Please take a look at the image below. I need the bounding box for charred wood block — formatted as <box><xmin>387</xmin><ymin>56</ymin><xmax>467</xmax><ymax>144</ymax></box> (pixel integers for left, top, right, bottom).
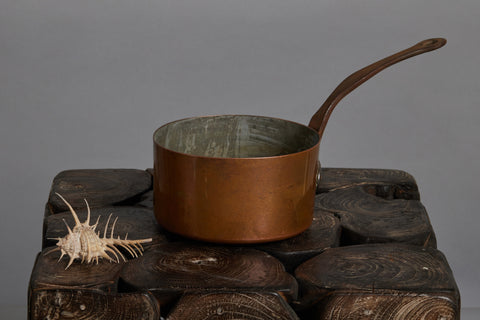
<box><xmin>167</xmin><ymin>291</ymin><xmax>299</xmax><ymax>320</ymax></box>
<box><xmin>120</xmin><ymin>243</ymin><xmax>298</xmax><ymax>304</ymax></box>
<box><xmin>29</xmin><ymin>250</ymin><xmax>124</xmax><ymax>292</ymax></box>
<box><xmin>295</xmin><ymin>243</ymin><xmax>460</xmax><ymax>319</ymax></box>
<box><xmin>48</xmin><ymin>169</ymin><xmax>152</xmax><ymax>213</ymax></box>
<box><xmin>42</xmin><ymin>203</ymin><xmax>54</xmax><ymax>249</ymax></box>
<box><xmin>256</xmin><ymin>210</ymin><xmax>341</xmax><ymax>273</ymax></box>
<box><xmin>318</xmin><ymin>168</ymin><xmax>419</xmax><ymax>200</ymax></box>
<box><xmin>146</xmin><ymin>168</ymin><xmax>154</xmax><ymax>176</ymax></box>
<box><xmin>29</xmin><ymin>289</ymin><xmax>160</xmax><ymax>320</ymax></box>
<box><xmin>304</xmin><ymin>293</ymin><xmax>459</xmax><ymax>320</ymax></box>
<box><xmin>315</xmin><ymin>185</ymin><xmax>436</xmax><ymax>247</ymax></box>
<box><xmin>29</xmin><ymin>249</ymin><xmax>160</xmax><ymax>319</ymax></box>
<box><xmin>43</xmin><ymin>206</ymin><xmax>165</xmax><ymax>249</ymax></box>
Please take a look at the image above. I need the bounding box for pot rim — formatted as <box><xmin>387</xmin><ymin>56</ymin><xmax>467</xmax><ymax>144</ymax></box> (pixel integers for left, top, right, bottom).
<box><xmin>153</xmin><ymin>114</ymin><xmax>320</xmax><ymax>161</ymax></box>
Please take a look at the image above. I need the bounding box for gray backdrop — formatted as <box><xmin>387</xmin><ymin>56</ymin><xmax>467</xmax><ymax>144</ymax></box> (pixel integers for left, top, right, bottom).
<box><xmin>1</xmin><ymin>0</ymin><xmax>479</xmax><ymax>316</ymax></box>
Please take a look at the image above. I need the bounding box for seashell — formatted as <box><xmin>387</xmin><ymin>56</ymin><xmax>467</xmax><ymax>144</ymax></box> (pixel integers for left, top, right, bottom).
<box><xmin>45</xmin><ymin>193</ymin><xmax>152</xmax><ymax>269</ymax></box>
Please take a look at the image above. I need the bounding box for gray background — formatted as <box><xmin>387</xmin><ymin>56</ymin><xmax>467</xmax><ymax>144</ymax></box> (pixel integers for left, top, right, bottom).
<box><xmin>1</xmin><ymin>0</ymin><xmax>479</xmax><ymax>317</ymax></box>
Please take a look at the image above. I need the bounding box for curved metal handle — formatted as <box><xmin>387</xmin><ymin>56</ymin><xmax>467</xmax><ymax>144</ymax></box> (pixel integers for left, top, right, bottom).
<box><xmin>308</xmin><ymin>38</ymin><xmax>446</xmax><ymax>140</ymax></box>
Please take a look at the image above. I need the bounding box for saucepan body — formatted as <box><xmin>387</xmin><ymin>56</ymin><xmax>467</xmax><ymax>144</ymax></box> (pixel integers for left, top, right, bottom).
<box><xmin>153</xmin><ymin>115</ymin><xmax>320</xmax><ymax>243</ymax></box>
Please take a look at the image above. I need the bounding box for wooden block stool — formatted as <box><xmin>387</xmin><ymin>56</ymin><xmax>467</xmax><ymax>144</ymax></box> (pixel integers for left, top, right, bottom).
<box><xmin>28</xmin><ymin>168</ymin><xmax>460</xmax><ymax>319</ymax></box>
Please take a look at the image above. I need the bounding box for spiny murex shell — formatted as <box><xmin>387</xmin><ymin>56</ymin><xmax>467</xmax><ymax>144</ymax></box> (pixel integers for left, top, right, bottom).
<box><xmin>45</xmin><ymin>193</ymin><xmax>152</xmax><ymax>269</ymax></box>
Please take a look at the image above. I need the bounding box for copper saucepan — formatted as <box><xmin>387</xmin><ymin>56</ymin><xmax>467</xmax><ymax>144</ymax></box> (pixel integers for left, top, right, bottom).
<box><xmin>153</xmin><ymin>38</ymin><xmax>446</xmax><ymax>243</ymax></box>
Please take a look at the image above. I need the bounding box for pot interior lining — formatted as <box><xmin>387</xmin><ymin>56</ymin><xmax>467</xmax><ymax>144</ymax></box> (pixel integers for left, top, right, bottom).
<box><xmin>154</xmin><ymin>115</ymin><xmax>319</xmax><ymax>158</ymax></box>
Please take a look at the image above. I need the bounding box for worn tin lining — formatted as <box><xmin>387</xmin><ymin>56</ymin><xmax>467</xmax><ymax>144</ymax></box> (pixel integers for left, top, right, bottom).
<box><xmin>154</xmin><ymin>115</ymin><xmax>319</xmax><ymax>158</ymax></box>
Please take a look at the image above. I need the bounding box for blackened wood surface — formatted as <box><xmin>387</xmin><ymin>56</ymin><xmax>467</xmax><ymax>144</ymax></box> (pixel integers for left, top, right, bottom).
<box><xmin>29</xmin><ymin>167</ymin><xmax>460</xmax><ymax>320</ymax></box>
<box><xmin>30</xmin><ymin>250</ymin><xmax>124</xmax><ymax>292</ymax></box>
<box><xmin>136</xmin><ymin>189</ymin><xmax>154</xmax><ymax>208</ymax></box>
<box><xmin>42</xmin><ymin>203</ymin><xmax>54</xmax><ymax>249</ymax></box>
<box><xmin>295</xmin><ymin>243</ymin><xmax>459</xmax><ymax>319</ymax></box>
<box><xmin>296</xmin><ymin>243</ymin><xmax>458</xmax><ymax>294</ymax></box>
<box><xmin>257</xmin><ymin>209</ymin><xmax>340</xmax><ymax>273</ymax></box>
<box><xmin>48</xmin><ymin>169</ymin><xmax>152</xmax><ymax>213</ymax></box>
<box><xmin>315</xmin><ymin>185</ymin><xmax>436</xmax><ymax>247</ymax></box>
<box><xmin>120</xmin><ymin>243</ymin><xmax>298</xmax><ymax>302</ymax></box>
<box><xmin>167</xmin><ymin>292</ymin><xmax>299</xmax><ymax>320</ymax></box>
<box><xmin>318</xmin><ymin>168</ymin><xmax>419</xmax><ymax>199</ymax></box>
<box><xmin>43</xmin><ymin>206</ymin><xmax>165</xmax><ymax>249</ymax></box>
<box><xmin>29</xmin><ymin>289</ymin><xmax>159</xmax><ymax>320</ymax></box>
<box><xmin>307</xmin><ymin>292</ymin><xmax>458</xmax><ymax>320</ymax></box>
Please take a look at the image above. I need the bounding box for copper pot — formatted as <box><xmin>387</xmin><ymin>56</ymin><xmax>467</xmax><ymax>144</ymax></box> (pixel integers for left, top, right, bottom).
<box><xmin>153</xmin><ymin>38</ymin><xmax>445</xmax><ymax>243</ymax></box>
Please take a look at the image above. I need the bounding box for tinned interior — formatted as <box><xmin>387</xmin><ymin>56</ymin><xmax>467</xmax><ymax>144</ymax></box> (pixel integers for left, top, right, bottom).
<box><xmin>154</xmin><ymin>115</ymin><xmax>319</xmax><ymax>158</ymax></box>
